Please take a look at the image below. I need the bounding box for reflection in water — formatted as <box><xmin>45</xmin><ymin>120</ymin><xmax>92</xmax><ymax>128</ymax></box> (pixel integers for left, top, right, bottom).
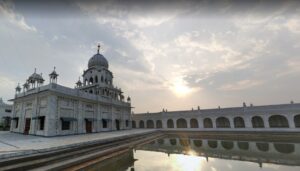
<box><xmin>274</xmin><ymin>143</ymin><xmax>295</xmax><ymax>154</ymax></box>
<box><xmin>81</xmin><ymin>134</ymin><xmax>300</xmax><ymax>171</ymax></box>
<box><xmin>193</xmin><ymin>139</ymin><xmax>202</xmax><ymax>147</ymax></box>
<box><xmin>221</xmin><ymin>141</ymin><xmax>234</xmax><ymax>150</ymax></box>
<box><xmin>238</xmin><ymin>141</ymin><xmax>249</xmax><ymax>150</ymax></box>
<box><xmin>208</xmin><ymin>140</ymin><xmax>218</xmax><ymax>148</ymax></box>
<box><xmin>256</xmin><ymin>142</ymin><xmax>269</xmax><ymax>152</ymax></box>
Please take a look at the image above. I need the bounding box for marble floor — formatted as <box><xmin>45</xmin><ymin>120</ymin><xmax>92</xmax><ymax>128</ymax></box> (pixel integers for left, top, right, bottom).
<box><xmin>0</xmin><ymin>129</ymin><xmax>156</xmax><ymax>159</ymax></box>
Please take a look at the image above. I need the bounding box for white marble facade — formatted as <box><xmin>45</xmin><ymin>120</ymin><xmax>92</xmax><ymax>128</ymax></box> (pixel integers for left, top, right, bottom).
<box><xmin>10</xmin><ymin>45</ymin><xmax>132</xmax><ymax>136</ymax></box>
<box><xmin>133</xmin><ymin>102</ymin><xmax>300</xmax><ymax>132</ymax></box>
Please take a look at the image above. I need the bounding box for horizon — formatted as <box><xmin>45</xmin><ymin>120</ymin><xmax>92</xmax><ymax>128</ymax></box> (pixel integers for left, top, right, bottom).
<box><xmin>1</xmin><ymin>0</ymin><xmax>300</xmax><ymax>113</ymax></box>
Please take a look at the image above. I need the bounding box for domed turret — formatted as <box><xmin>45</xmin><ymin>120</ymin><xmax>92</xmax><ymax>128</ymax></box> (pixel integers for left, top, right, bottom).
<box><xmin>88</xmin><ymin>44</ymin><xmax>108</xmax><ymax>68</ymax></box>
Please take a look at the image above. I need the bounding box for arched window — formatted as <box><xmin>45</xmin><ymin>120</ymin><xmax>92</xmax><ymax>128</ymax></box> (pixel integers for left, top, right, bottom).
<box><xmin>89</xmin><ymin>90</ymin><xmax>93</xmax><ymax>94</ymax></box>
<box><xmin>269</xmin><ymin>115</ymin><xmax>289</xmax><ymax>128</ymax></box>
<box><xmin>95</xmin><ymin>76</ymin><xmax>98</xmax><ymax>83</ymax></box>
<box><xmin>85</xmin><ymin>79</ymin><xmax>88</xmax><ymax>85</ymax></box>
<box><xmin>234</xmin><ymin>117</ymin><xmax>245</xmax><ymax>128</ymax></box>
<box><xmin>101</xmin><ymin>76</ymin><xmax>104</xmax><ymax>82</ymax></box>
<box><xmin>252</xmin><ymin>116</ymin><xmax>264</xmax><ymax>128</ymax></box>
<box><xmin>156</xmin><ymin>120</ymin><xmax>162</xmax><ymax>128</ymax></box>
<box><xmin>89</xmin><ymin>77</ymin><xmax>93</xmax><ymax>84</ymax></box>
<box><xmin>146</xmin><ymin>120</ymin><xmax>154</xmax><ymax>128</ymax></box>
<box><xmin>204</xmin><ymin>118</ymin><xmax>213</xmax><ymax>128</ymax></box>
<box><xmin>216</xmin><ymin>117</ymin><xmax>230</xmax><ymax>128</ymax></box>
<box><xmin>190</xmin><ymin>118</ymin><xmax>199</xmax><ymax>128</ymax></box>
<box><xmin>132</xmin><ymin>121</ymin><xmax>136</xmax><ymax>128</ymax></box>
<box><xmin>167</xmin><ymin>119</ymin><xmax>174</xmax><ymax>128</ymax></box>
<box><xmin>294</xmin><ymin>115</ymin><xmax>300</xmax><ymax>127</ymax></box>
<box><xmin>176</xmin><ymin>118</ymin><xmax>187</xmax><ymax>128</ymax></box>
<box><xmin>139</xmin><ymin>120</ymin><xmax>145</xmax><ymax>128</ymax></box>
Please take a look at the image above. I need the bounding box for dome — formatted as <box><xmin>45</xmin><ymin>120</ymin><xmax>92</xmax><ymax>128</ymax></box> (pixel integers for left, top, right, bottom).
<box><xmin>29</xmin><ymin>73</ymin><xmax>43</xmax><ymax>80</ymax></box>
<box><xmin>88</xmin><ymin>53</ymin><xmax>109</xmax><ymax>68</ymax></box>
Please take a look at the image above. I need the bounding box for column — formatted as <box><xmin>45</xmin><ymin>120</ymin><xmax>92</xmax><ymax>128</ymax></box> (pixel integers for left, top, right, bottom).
<box><xmin>287</xmin><ymin>114</ymin><xmax>295</xmax><ymax>128</ymax></box>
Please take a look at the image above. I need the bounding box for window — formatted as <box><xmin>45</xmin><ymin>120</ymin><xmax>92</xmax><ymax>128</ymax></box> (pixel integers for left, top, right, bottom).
<box><xmin>15</xmin><ymin>118</ymin><xmax>19</xmax><ymax>128</ymax></box>
<box><xmin>5</xmin><ymin>109</ymin><xmax>12</xmax><ymax>113</ymax></box>
<box><xmin>126</xmin><ymin>120</ymin><xmax>129</xmax><ymax>127</ymax></box>
<box><xmin>102</xmin><ymin>119</ymin><xmax>108</xmax><ymax>128</ymax></box>
<box><xmin>62</xmin><ymin>120</ymin><xmax>70</xmax><ymax>130</ymax></box>
<box><xmin>39</xmin><ymin>117</ymin><xmax>45</xmax><ymax>130</ymax></box>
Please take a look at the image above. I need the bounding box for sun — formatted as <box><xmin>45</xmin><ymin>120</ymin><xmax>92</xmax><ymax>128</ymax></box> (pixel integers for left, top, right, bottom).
<box><xmin>170</xmin><ymin>78</ymin><xmax>193</xmax><ymax>97</ymax></box>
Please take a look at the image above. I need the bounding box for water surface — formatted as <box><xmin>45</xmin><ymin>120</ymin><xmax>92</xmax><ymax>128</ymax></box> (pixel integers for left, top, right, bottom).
<box><xmin>83</xmin><ymin>133</ymin><xmax>300</xmax><ymax>171</ymax></box>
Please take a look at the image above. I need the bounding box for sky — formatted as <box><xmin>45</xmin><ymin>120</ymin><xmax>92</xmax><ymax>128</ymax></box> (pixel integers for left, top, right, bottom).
<box><xmin>0</xmin><ymin>0</ymin><xmax>300</xmax><ymax>113</ymax></box>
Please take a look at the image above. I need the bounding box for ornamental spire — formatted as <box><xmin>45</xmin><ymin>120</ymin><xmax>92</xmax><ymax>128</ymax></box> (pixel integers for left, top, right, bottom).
<box><xmin>97</xmin><ymin>44</ymin><xmax>100</xmax><ymax>54</ymax></box>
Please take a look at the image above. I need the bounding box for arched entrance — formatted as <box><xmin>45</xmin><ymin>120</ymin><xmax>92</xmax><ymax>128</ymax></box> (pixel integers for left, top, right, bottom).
<box><xmin>139</xmin><ymin>120</ymin><xmax>145</xmax><ymax>128</ymax></box>
<box><xmin>167</xmin><ymin>119</ymin><xmax>174</xmax><ymax>128</ymax></box>
<box><xmin>190</xmin><ymin>118</ymin><xmax>199</xmax><ymax>128</ymax></box>
<box><xmin>147</xmin><ymin>120</ymin><xmax>154</xmax><ymax>128</ymax></box>
<box><xmin>156</xmin><ymin>120</ymin><xmax>162</xmax><ymax>128</ymax></box>
<box><xmin>295</xmin><ymin>115</ymin><xmax>300</xmax><ymax>127</ymax></box>
<box><xmin>269</xmin><ymin>115</ymin><xmax>289</xmax><ymax>128</ymax></box>
<box><xmin>252</xmin><ymin>116</ymin><xmax>264</xmax><ymax>128</ymax></box>
<box><xmin>176</xmin><ymin>118</ymin><xmax>187</xmax><ymax>128</ymax></box>
<box><xmin>234</xmin><ymin>117</ymin><xmax>245</xmax><ymax>128</ymax></box>
<box><xmin>204</xmin><ymin>118</ymin><xmax>213</xmax><ymax>128</ymax></box>
<box><xmin>132</xmin><ymin>121</ymin><xmax>136</xmax><ymax>128</ymax></box>
<box><xmin>115</xmin><ymin>119</ymin><xmax>120</xmax><ymax>130</ymax></box>
<box><xmin>216</xmin><ymin>117</ymin><xmax>230</xmax><ymax>128</ymax></box>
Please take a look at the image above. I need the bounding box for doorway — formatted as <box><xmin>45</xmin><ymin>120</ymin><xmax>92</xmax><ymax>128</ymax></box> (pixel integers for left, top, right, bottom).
<box><xmin>24</xmin><ymin>118</ymin><xmax>31</xmax><ymax>134</ymax></box>
<box><xmin>85</xmin><ymin>120</ymin><xmax>92</xmax><ymax>133</ymax></box>
<box><xmin>115</xmin><ymin>119</ymin><xmax>120</xmax><ymax>130</ymax></box>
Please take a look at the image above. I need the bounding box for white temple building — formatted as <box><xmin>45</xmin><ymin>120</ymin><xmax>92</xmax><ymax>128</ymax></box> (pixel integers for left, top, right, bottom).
<box><xmin>0</xmin><ymin>98</ymin><xmax>12</xmax><ymax>129</ymax></box>
<box><xmin>10</xmin><ymin>45</ymin><xmax>132</xmax><ymax>136</ymax></box>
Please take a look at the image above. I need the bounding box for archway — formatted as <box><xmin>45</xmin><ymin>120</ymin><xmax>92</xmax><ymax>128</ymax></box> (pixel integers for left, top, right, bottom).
<box><xmin>190</xmin><ymin>118</ymin><xmax>199</xmax><ymax>128</ymax></box>
<box><xmin>115</xmin><ymin>119</ymin><xmax>120</xmax><ymax>130</ymax></box>
<box><xmin>234</xmin><ymin>117</ymin><xmax>245</xmax><ymax>128</ymax></box>
<box><xmin>204</xmin><ymin>118</ymin><xmax>213</xmax><ymax>128</ymax></box>
<box><xmin>176</xmin><ymin>118</ymin><xmax>187</xmax><ymax>128</ymax></box>
<box><xmin>132</xmin><ymin>121</ymin><xmax>136</xmax><ymax>128</ymax></box>
<box><xmin>156</xmin><ymin>120</ymin><xmax>162</xmax><ymax>128</ymax></box>
<box><xmin>269</xmin><ymin>115</ymin><xmax>289</xmax><ymax>128</ymax></box>
<box><xmin>95</xmin><ymin>76</ymin><xmax>98</xmax><ymax>83</ymax></box>
<box><xmin>295</xmin><ymin>115</ymin><xmax>300</xmax><ymax>127</ymax></box>
<box><xmin>139</xmin><ymin>120</ymin><xmax>145</xmax><ymax>128</ymax></box>
<box><xmin>216</xmin><ymin>117</ymin><xmax>230</xmax><ymax>128</ymax></box>
<box><xmin>89</xmin><ymin>77</ymin><xmax>93</xmax><ymax>84</ymax></box>
<box><xmin>146</xmin><ymin>120</ymin><xmax>154</xmax><ymax>128</ymax></box>
<box><xmin>252</xmin><ymin>116</ymin><xmax>264</xmax><ymax>128</ymax></box>
<box><xmin>167</xmin><ymin>119</ymin><xmax>174</xmax><ymax>128</ymax></box>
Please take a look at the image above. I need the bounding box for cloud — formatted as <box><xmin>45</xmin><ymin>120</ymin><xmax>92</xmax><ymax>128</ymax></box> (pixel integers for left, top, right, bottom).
<box><xmin>285</xmin><ymin>18</ymin><xmax>300</xmax><ymax>34</ymax></box>
<box><xmin>0</xmin><ymin>0</ymin><xmax>36</xmax><ymax>32</ymax></box>
<box><xmin>218</xmin><ymin>79</ymin><xmax>264</xmax><ymax>91</ymax></box>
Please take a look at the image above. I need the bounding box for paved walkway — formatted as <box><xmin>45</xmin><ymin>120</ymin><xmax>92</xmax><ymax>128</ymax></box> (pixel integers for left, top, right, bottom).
<box><xmin>0</xmin><ymin>129</ymin><xmax>156</xmax><ymax>159</ymax></box>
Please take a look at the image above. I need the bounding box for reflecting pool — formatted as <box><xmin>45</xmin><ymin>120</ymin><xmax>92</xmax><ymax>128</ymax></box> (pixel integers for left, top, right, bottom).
<box><xmin>81</xmin><ymin>133</ymin><xmax>300</xmax><ymax>171</ymax></box>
